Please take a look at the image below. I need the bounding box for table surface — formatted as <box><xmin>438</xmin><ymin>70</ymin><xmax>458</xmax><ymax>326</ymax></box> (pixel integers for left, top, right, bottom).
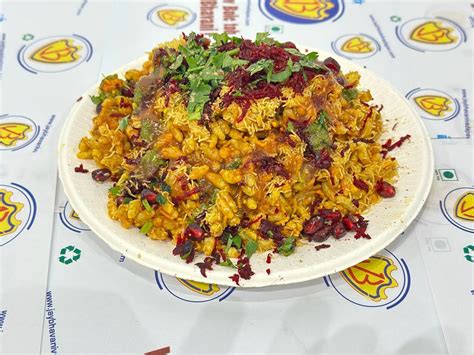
<box><xmin>0</xmin><ymin>1</ymin><xmax>472</xmax><ymax>354</ymax></box>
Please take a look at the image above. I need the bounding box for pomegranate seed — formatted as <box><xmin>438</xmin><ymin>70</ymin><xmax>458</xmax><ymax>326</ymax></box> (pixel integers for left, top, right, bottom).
<box><xmin>303</xmin><ymin>217</ymin><xmax>324</xmax><ymax>234</ymax></box>
<box><xmin>375</xmin><ymin>181</ymin><xmax>396</xmax><ymax>198</ymax></box>
<box><xmin>323</xmin><ymin>57</ymin><xmax>340</xmax><ymax>74</ymax></box>
<box><xmin>141</xmin><ymin>189</ymin><xmax>157</xmax><ymax>203</ymax></box>
<box><xmin>91</xmin><ymin>168</ymin><xmax>111</xmax><ymax>182</ymax></box>
<box><xmin>342</xmin><ymin>216</ymin><xmax>355</xmax><ymax>231</ymax></box>
<box><xmin>184</xmin><ymin>223</ymin><xmax>205</xmax><ymax>241</ymax></box>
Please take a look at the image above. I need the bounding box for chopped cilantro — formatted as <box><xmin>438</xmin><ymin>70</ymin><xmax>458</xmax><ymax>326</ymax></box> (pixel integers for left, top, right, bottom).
<box><xmin>109</xmin><ymin>186</ymin><xmax>121</xmax><ymax>196</ymax></box>
<box><xmin>156</xmin><ymin>193</ymin><xmax>166</xmax><ymax>205</ymax></box>
<box><xmin>123</xmin><ymin>197</ymin><xmax>133</xmax><ymax>204</ymax></box>
<box><xmin>267</xmin><ymin>230</ymin><xmax>274</xmax><ymax>238</ymax></box>
<box><xmin>141</xmin><ymin>149</ymin><xmax>166</xmax><ymax>177</ymax></box>
<box><xmin>218</xmin><ymin>259</ymin><xmax>237</xmax><ymax>268</ymax></box>
<box><xmin>287</xmin><ymin>121</ymin><xmax>295</xmax><ymax>132</ymax></box>
<box><xmin>118</xmin><ymin>115</ymin><xmax>129</xmax><ymax>131</ymax></box>
<box><xmin>342</xmin><ymin>88</ymin><xmax>358</xmax><ymax>101</ymax></box>
<box><xmin>278</xmin><ymin>237</ymin><xmax>296</xmax><ymax>256</ymax></box>
<box><xmin>255</xmin><ymin>32</ymin><xmax>277</xmax><ymax>46</ymax></box>
<box><xmin>140</xmin><ymin>221</ymin><xmax>153</xmax><ymax>234</ymax></box>
<box><xmin>270</xmin><ymin>58</ymin><xmax>293</xmax><ymax>83</ymax></box>
<box><xmin>90</xmin><ymin>92</ymin><xmax>106</xmax><ymax>105</ymax></box>
<box><xmin>305</xmin><ymin>114</ymin><xmax>331</xmax><ymax>151</ymax></box>
<box><xmin>245</xmin><ymin>239</ymin><xmax>258</xmax><ymax>258</ymax></box>
<box><xmin>133</xmin><ymin>87</ymin><xmax>143</xmax><ymax>108</ymax></box>
<box><xmin>226</xmin><ymin>158</ymin><xmax>242</xmax><ymax>170</ymax></box>
<box><xmin>142</xmin><ymin>199</ymin><xmax>152</xmax><ymax>212</ymax></box>
<box><xmin>160</xmin><ymin>182</ymin><xmax>171</xmax><ymax>193</ymax></box>
<box><xmin>225</xmin><ymin>234</ymin><xmax>242</xmax><ymax>252</ymax></box>
<box><xmin>247</xmin><ymin>59</ymin><xmax>273</xmax><ymax>76</ymax></box>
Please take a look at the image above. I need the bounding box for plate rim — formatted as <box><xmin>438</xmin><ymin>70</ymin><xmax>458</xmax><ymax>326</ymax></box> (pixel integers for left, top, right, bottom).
<box><xmin>58</xmin><ymin>48</ymin><xmax>434</xmax><ymax>287</ymax></box>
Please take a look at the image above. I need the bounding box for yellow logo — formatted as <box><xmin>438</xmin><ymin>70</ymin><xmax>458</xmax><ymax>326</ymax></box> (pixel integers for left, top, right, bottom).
<box><xmin>410</xmin><ymin>21</ymin><xmax>456</xmax><ymax>44</ymax></box>
<box><xmin>0</xmin><ymin>123</ymin><xmax>32</xmax><ymax>147</ymax></box>
<box><xmin>341</xmin><ymin>36</ymin><xmax>373</xmax><ymax>53</ymax></box>
<box><xmin>454</xmin><ymin>192</ymin><xmax>474</xmax><ymax>222</ymax></box>
<box><xmin>269</xmin><ymin>0</ymin><xmax>335</xmax><ymax>21</ymax></box>
<box><xmin>157</xmin><ymin>9</ymin><xmax>189</xmax><ymax>27</ymax></box>
<box><xmin>0</xmin><ymin>189</ymin><xmax>24</xmax><ymax>237</ymax></box>
<box><xmin>69</xmin><ymin>209</ymin><xmax>81</xmax><ymax>221</ymax></box>
<box><xmin>414</xmin><ymin>95</ymin><xmax>452</xmax><ymax>117</ymax></box>
<box><xmin>177</xmin><ymin>278</ymin><xmax>221</xmax><ymax>296</ymax></box>
<box><xmin>30</xmin><ymin>39</ymin><xmax>81</xmax><ymax>64</ymax></box>
<box><xmin>340</xmin><ymin>255</ymin><xmax>399</xmax><ymax>302</ymax></box>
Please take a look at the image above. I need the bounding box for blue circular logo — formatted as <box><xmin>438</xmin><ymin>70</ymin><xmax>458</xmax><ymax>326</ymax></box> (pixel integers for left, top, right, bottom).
<box><xmin>59</xmin><ymin>200</ymin><xmax>90</xmax><ymax>233</ymax></box>
<box><xmin>323</xmin><ymin>249</ymin><xmax>410</xmax><ymax>309</ymax></box>
<box><xmin>396</xmin><ymin>17</ymin><xmax>466</xmax><ymax>52</ymax></box>
<box><xmin>406</xmin><ymin>88</ymin><xmax>460</xmax><ymax>121</ymax></box>
<box><xmin>147</xmin><ymin>4</ymin><xmax>196</xmax><ymax>29</ymax></box>
<box><xmin>18</xmin><ymin>34</ymin><xmax>93</xmax><ymax>74</ymax></box>
<box><xmin>259</xmin><ymin>0</ymin><xmax>345</xmax><ymax>24</ymax></box>
<box><xmin>155</xmin><ymin>271</ymin><xmax>235</xmax><ymax>303</ymax></box>
<box><xmin>331</xmin><ymin>33</ymin><xmax>381</xmax><ymax>59</ymax></box>
<box><xmin>0</xmin><ymin>114</ymin><xmax>40</xmax><ymax>151</ymax></box>
<box><xmin>0</xmin><ymin>182</ymin><xmax>37</xmax><ymax>247</ymax></box>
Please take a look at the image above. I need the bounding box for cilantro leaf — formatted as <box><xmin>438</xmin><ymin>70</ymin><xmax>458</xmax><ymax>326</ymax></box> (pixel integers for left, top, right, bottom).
<box><xmin>278</xmin><ymin>237</ymin><xmax>295</xmax><ymax>256</ymax></box>
<box><xmin>156</xmin><ymin>193</ymin><xmax>166</xmax><ymax>205</ymax></box>
<box><xmin>218</xmin><ymin>259</ymin><xmax>237</xmax><ymax>268</ymax></box>
<box><xmin>245</xmin><ymin>239</ymin><xmax>258</xmax><ymax>258</ymax></box>
<box><xmin>109</xmin><ymin>186</ymin><xmax>121</xmax><ymax>196</ymax></box>
<box><xmin>212</xmin><ymin>32</ymin><xmax>230</xmax><ymax>46</ymax></box>
<box><xmin>90</xmin><ymin>92</ymin><xmax>106</xmax><ymax>105</ymax></box>
<box><xmin>118</xmin><ymin>115</ymin><xmax>129</xmax><ymax>131</ymax></box>
<box><xmin>226</xmin><ymin>158</ymin><xmax>242</xmax><ymax>169</ymax></box>
<box><xmin>247</xmin><ymin>59</ymin><xmax>273</xmax><ymax>76</ymax></box>
<box><xmin>287</xmin><ymin>121</ymin><xmax>295</xmax><ymax>132</ymax></box>
<box><xmin>255</xmin><ymin>32</ymin><xmax>276</xmax><ymax>45</ymax></box>
<box><xmin>342</xmin><ymin>88</ymin><xmax>358</xmax><ymax>101</ymax></box>
<box><xmin>270</xmin><ymin>58</ymin><xmax>293</xmax><ymax>83</ymax></box>
<box><xmin>160</xmin><ymin>182</ymin><xmax>171</xmax><ymax>193</ymax></box>
<box><xmin>141</xmin><ymin>149</ymin><xmax>166</xmax><ymax>177</ymax></box>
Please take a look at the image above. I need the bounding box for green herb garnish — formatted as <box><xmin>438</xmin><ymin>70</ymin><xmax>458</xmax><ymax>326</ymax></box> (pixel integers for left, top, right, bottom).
<box><xmin>109</xmin><ymin>186</ymin><xmax>121</xmax><ymax>196</ymax></box>
<box><xmin>342</xmin><ymin>88</ymin><xmax>358</xmax><ymax>101</ymax></box>
<box><xmin>142</xmin><ymin>199</ymin><xmax>152</xmax><ymax>212</ymax></box>
<box><xmin>123</xmin><ymin>197</ymin><xmax>133</xmax><ymax>204</ymax></box>
<box><xmin>218</xmin><ymin>259</ymin><xmax>237</xmax><ymax>268</ymax></box>
<box><xmin>160</xmin><ymin>182</ymin><xmax>172</xmax><ymax>193</ymax></box>
<box><xmin>245</xmin><ymin>239</ymin><xmax>258</xmax><ymax>258</ymax></box>
<box><xmin>278</xmin><ymin>237</ymin><xmax>296</xmax><ymax>256</ymax></box>
<box><xmin>90</xmin><ymin>92</ymin><xmax>106</xmax><ymax>105</ymax></box>
<box><xmin>118</xmin><ymin>115</ymin><xmax>129</xmax><ymax>131</ymax></box>
<box><xmin>140</xmin><ymin>221</ymin><xmax>153</xmax><ymax>234</ymax></box>
<box><xmin>287</xmin><ymin>121</ymin><xmax>295</xmax><ymax>132</ymax></box>
<box><xmin>156</xmin><ymin>193</ymin><xmax>166</xmax><ymax>205</ymax></box>
<box><xmin>226</xmin><ymin>158</ymin><xmax>242</xmax><ymax>170</ymax></box>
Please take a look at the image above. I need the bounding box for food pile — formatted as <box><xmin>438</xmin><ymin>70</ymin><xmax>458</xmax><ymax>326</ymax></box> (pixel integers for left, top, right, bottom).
<box><xmin>76</xmin><ymin>33</ymin><xmax>409</xmax><ymax>283</ymax></box>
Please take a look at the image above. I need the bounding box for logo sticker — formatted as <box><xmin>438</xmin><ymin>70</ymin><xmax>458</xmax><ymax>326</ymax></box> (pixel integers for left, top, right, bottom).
<box><xmin>406</xmin><ymin>88</ymin><xmax>460</xmax><ymax>121</ymax></box>
<box><xmin>147</xmin><ymin>4</ymin><xmax>196</xmax><ymax>29</ymax></box>
<box><xmin>58</xmin><ymin>245</ymin><xmax>82</xmax><ymax>265</ymax></box>
<box><xmin>259</xmin><ymin>0</ymin><xmax>345</xmax><ymax>24</ymax></box>
<box><xmin>0</xmin><ymin>183</ymin><xmax>36</xmax><ymax>246</ymax></box>
<box><xmin>155</xmin><ymin>271</ymin><xmax>235</xmax><ymax>303</ymax></box>
<box><xmin>18</xmin><ymin>34</ymin><xmax>93</xmax><ymax>74</ymax></box>
<box><xmin>396</xmin><ymin>17</ymin><xmax>466</xmax><ymax>52</ymax></box>
<box><xmin>440</xmin><ymin>187</ymin><xmax>474</xmax><ymax>233</ymax></box>
<box><xmin>323</xmin><ymin>249</ymin><xmax>410</xmax><ymax>308</ymax></box>
<box><xmin>0</xmin><ymin>115</ymin><xmax>40</xmax><ymax>151</ymax></box>
<box><xmin>59</xmin><ymin>201</ymin><xmax>90</xmax><ymax>233</ymax></box>
<box><xmin>331</xmin><ymin>33</ymin><xmax>381</xmax><ymax>59</ymax></box>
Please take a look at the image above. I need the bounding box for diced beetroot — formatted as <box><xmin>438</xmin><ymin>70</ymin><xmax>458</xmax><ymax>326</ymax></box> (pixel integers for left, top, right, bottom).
<box><xmin>184</xmin><ymin>223</ymin><xmax>205</xmax><ymax>241</ymax></box>
<box><xmin>332</xmin><ymin>222</ymin><xmax>347</xmax><ymax>239</ymax></box>
<box><xmin>310</xmin><ymin>225</ymin><xmax>332</xmax><ymax>242</ymax></box>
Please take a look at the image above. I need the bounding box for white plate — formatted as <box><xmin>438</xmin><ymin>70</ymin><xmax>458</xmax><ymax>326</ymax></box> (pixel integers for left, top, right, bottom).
<box><xmin>58</xmin><ymin>48</ymin><xmax>434</xmax><ymax>287</ymax></box>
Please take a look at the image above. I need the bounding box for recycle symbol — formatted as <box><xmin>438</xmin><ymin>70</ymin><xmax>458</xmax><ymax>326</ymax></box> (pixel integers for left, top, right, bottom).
<box><xmin>463</xmin><ymin>245</ymin><xmax>474</xmax><ymax>263</ymax></box>
<box><xmin>59</xmin><ymin>245</ymin><xmax>82</xmax><ymax>265</ymax></box>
